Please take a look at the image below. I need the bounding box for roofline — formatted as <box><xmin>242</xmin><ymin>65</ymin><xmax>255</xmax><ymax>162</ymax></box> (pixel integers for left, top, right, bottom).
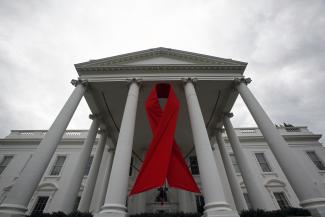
<box><xmin>75</xmin><ymin>47</ymin><xmax>248</xmax><ymax>68</ymax></box>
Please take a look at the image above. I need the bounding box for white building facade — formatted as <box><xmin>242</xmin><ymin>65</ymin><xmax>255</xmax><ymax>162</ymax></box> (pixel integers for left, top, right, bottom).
<box><xmin>0</xmin><ymin>48</ymin><xmax>325</xmax><ymax>217</ymax></box>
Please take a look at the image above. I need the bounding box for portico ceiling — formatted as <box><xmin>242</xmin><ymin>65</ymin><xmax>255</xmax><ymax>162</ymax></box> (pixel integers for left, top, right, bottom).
<box><xmin>75</xmin><ymin>47</ymin><xmax>247</xmax><ymax>155</ymax></box>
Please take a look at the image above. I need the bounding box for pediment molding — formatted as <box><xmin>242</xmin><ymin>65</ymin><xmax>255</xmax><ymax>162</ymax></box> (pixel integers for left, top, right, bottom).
<box><xmin>75</xmin><ymin>47</ymin><xmax>247</xmax><ymax>70</ymax></box>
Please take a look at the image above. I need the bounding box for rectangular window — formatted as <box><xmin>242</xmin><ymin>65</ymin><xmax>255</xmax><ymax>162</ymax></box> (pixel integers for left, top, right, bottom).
<box><xmin>189</xmin><ymin>156</ymin><xmax>200</xmax><ymax>175</ymax></box>
<box><xmin>50</xmin><ymin>156</ymin><xmax>66</xmax><ymax>176</ymax></box>
<box><xmin>195</xmin><ymin>195</ymin><xmax>205</xmax><ymax>214</ymax></box>
<box><xmin>31</xmin><ymin>196</ymin><xmax>49</xmax><ymax>215</ymax></box>
<box><xmin>84</xmin><ymin>156</ymin><xmax>94</xmax><ymax>176</ymax></box>
<box><xmin>0</xmin><ymin>156</ymin><xmax>14</xmax><ymax>175</ymax></box>
<box><xmin>273</xmin><ymin>192</ymin><xmax>290</xmax><ymax>209</ymax></box>
<box><xmin>243</xmin><ymin>193</ymin><xmax>252</xmax><ymax>210</ymax></box>
<box><xmin>229</xmin><ymin>154</ymin><xmax>240</xmax><ymax>173</ymax></box>
<box><xmin>255</xmin><ymin>153</ymin><xmax>272</xmax><ymax>172</ymax></box>
<box><xmin>129</xmin><ymin>157</ymin><xmax>134</xmax><ymax>176</ymax></box>
<box><xmin>306</xmin><ymin>151</ymin><xmax>325</xmax><ymax>170</ymax></box>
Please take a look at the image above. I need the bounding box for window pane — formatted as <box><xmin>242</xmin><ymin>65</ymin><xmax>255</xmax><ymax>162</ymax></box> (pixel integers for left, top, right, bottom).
<box><xmin>307</xmin><ymin>151</ymin><xmax>325</xmax><ymax>170</ymax></box>
<box><xmin>274</xmin><ymin>192</ymin><xmax>290</xmax><ymax>209</ymax></box>
<box><xmin>0</xmin><ymin>156</ymin><xmax>14</xmax><ymax>175</ymax></box>
<box><xmin>190</xmin><ymin>156</ymin><xmax>200</xmax><ymax>175</ymax></box>
<box><xmin>31</xmin><ymin>196</ymin><xmax>49</xmax><ymax>215</ymax></box>
<box><xmin>255</xmin><ymin>153</ymin><xmax>272</xmax><ymax>172</ymax></box>
<box><xmin>50</xmin><ymin>156</ymin><xmax>66</xmax><ymax>176</ymax></box>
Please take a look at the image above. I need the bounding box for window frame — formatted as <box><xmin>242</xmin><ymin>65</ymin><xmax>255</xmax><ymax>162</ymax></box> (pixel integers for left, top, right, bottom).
<box><xmin>306</xmin><ymin>151</ymin><xmax>325</xmax><ymax>171</ymax></box>
<box><xmin>254</xmin><ymin>152</ymin><xmax>272</xmax><ymax>173</ymax></box>
<box><xmin>49</xmin><ymin>155</ymin><xmax>67</xmax><ymax>176</ymax></box>
<box><xmin>31</xmin><ymin>196</ymin><xmax>49</xmax><ymax>215</ymax></box>
<box><xmin>273</xmin><ymin>191</ymin><xmax>290</xmax><ymax>210</ymax></box>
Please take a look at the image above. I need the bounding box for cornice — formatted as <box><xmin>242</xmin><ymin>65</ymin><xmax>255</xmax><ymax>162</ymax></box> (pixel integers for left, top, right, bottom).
<box><xmin>76</xmin><ymin>64</ymin><xmax>246</xmax><ymax>72</ymax></box>
<box><xmin>223</xmin><ymin>134</ymin><xmax>322</xmax><ymax>143</ymax></box>
<box><xmin>75</xmin><ymin>47</ymin><xmax>247</xmax><ymax>69</ymax></box>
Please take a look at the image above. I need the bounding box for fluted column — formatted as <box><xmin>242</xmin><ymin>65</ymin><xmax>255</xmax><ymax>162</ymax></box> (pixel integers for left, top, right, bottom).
<box><xmin>60</xmin><ymin>116</ymin><xmax>100</xmax><ymax>213</ymax></box>
<box><xmin>97</xmin><ymin>81</ymin><xmax>139</xmax><ymax>217</ymax></box>
<box><xmin>236</xmin><ymin>78</ymin><xmax>325</xmax><ymax>216</ymax></box>
<box><xmin>223</xmin><ymin>114</ymin><xmax>270</xmax><ymax>210</ymax></box>
<box><xmin>0</xmin><ymin>80</ymin><xmax>86</xmax><ymax>217</ymax></box>
<box><xmin>78</xmin><ymin>131</ymin><xmax>108</xmax><ymax>212</ymax></box>
<box><xmin>94</xmin><ymin>143</ymin><xmax>115</xmax><ymax>213</ymax></box>
<box><xmin>184</xmin><ymin>79</ymin><xmax>238</xmax><ymax>217</ymax></box>
<box><xmin>215</xmin><ymin>130</ymin><xmax>248</xmax><ymax>211</ymax></box>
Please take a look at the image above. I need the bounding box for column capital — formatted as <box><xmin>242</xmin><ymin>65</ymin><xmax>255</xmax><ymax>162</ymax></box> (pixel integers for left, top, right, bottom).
<box><xmin>71</xmin><ymin>79</ymin><xmax>88</xmax><ymax>87</ymax></box>
<box><xmin>126</xmin><ymin>78</ymin><xmax>142</xmax><ymax>84</ymax></box>
<box><xmin>234</xmin><ymin>77</ymin><xmax>252</xmax><ymax>86</ymax></box>
<box><xmin>181</xmin><ymin>77</ymin><xmax>198</xmax><ymax>84</ymax></box>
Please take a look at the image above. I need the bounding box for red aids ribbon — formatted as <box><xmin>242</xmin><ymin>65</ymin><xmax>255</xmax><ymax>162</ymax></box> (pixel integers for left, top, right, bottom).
<box><xmin>130</xmin><ymin>83</ymin><xmax>200</xmax><ymax>195</ymax></box>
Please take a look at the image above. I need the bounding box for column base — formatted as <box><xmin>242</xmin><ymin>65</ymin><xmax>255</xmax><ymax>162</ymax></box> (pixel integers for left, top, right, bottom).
<box><xmin>0</xmin><ymin>203</ymin><xmax>27</xmax><ymax>217</ymax></box>
<box><xmin>203</xmin><ymin>210</ymin><xmax>239</xmax><ymax>217</ymax></box>
<box><xmin>203</xmin><ymin>202</ymin><xmax>239</xmax><ymax>217</ymax></box>
<box><xmin>300</xmin><ymin>198</ymin><xmax>325</xmax><ymax>217</ymax></box>
<box><xmin>95</xmin><ymin>204</ymin><xmax>127</xmax><ymax>217</ymax></box>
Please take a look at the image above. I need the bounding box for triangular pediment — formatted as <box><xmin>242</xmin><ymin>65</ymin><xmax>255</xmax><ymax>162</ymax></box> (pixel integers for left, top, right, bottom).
<box><xmin>75</xmin><ymin>47</ymin><xmax>247</xmax><ymax>69</ymax></box>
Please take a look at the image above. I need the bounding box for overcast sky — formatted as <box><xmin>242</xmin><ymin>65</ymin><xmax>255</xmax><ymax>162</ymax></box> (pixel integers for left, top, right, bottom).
<box><xmin>0</xmin><ymin>0</ymin><xmax>324</xmax><ymax>143</ymax></box>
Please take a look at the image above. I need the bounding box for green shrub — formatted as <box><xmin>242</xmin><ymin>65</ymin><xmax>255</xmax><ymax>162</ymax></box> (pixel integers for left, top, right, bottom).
<box><xmin>240</xmin><ymin>208</ymin><xmax>311</xmax><ymax>217</ymax></box>
<box><xmin>26</xmin><ymin>208</ymin><xmax>311</xmax><ymax>217</ymax></box>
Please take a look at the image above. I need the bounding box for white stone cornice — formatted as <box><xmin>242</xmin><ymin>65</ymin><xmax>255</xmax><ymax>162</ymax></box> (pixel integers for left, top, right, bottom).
<box><xmin>75</xmin><ymin>47</ymin><xmax>247</xmax><ymax>69</ymax></box>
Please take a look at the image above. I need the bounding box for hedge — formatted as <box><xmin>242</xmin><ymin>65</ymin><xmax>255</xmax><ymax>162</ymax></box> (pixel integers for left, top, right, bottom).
<box><xmin>27</xmin><ymin>208</ymin><xmax>311</xmax><ymax>217</ymax></box>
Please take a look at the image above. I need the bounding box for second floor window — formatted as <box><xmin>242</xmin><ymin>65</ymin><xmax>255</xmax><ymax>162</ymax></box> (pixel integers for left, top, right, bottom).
<box><xmin>306</xmin><ymin>151</ymin><xmax>325</xmax><ymax>170</ymax></box>
<box><xmin>255</xmin><ymin>153</ymin><xmax>272</xmax><ymax>172</ymax></box>
<box><xmin>0</xmin><ymin>156</ymin><xmax>14</xmax><ymax>175</ymax></box>
<box><xmin>189</xmin><ymin>156</ymin><xmax>200</xmax><ymax>175</ymax></box>
<box><xmin>50</xmin><ymin>156</ymin><xmax>66</xmax><ymax>176</ymax></box>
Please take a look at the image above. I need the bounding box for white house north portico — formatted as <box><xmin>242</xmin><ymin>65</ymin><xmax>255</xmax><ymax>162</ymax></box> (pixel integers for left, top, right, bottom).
<box><xmin>0</xmin><ymin>48</ymin><xmax>325</xmax><ymax>217</ymax></box>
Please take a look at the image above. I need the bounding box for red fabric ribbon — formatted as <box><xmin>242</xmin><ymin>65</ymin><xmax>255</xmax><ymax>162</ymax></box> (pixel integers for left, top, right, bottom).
<box><xmin>130</xmin><ymin>83</ymin><xmax>200</xmax><ymax>195</ymax></box>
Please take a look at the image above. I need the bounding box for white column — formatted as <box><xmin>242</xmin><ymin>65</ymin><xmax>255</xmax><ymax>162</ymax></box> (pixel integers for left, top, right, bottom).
<box><xmin>211</xmin><ymin>137</ymin><xmax>237</xmax><ymax>211</ymax></box>
<box><xmin>97</xmin><ymin>81</ymin><xmax>139</xmax><ymax>217</ymax></box>
<box><xmin>236</xmin><ymin>78</ymin><xmax>325</xmax><ymax>216</ymax></box>
<box><xmin>78</xmin><ymin>131</ymin><xmax>108</xmax><ymax>212</ymax></box>
<box><xmin>215</xmin><ymin>130</ymin><xmax>248</xmax><ymax>211</ymax></box>
<box><xmin>60</xmin><ymin>116</ymin><xmax>100</xmax><ymax>214</ymax></box>
<box><xmin>223</xmin><ymin>114</ymin><xmax>270</xmax><ymax>210</ymax></box>
<box><xmin>95</xmin><ymin>144</ymin><xmax>115</xmax><ymax>213</ymax></box>
<box><xmin>184</xmin><ymin>79</ymin><xmax>238</xmax><ymax>217</ymax></box>
<box><xmin>0</xmin><ymin>80</ymin><xmax>86</xmax><ymax>216</ymax></box>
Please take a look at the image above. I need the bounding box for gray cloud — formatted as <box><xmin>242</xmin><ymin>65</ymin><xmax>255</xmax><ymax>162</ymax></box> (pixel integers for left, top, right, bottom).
<box><xmin>0</xmin><ymin>0</ymin><xmax>324</xmax><ymax>143</ymax></box>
